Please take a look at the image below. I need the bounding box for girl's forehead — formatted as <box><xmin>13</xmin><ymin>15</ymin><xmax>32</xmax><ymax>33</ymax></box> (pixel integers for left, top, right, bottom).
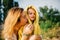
<box><xmin>28</xmin><ymin>9</ymin><xmax>35</xmax><ymax>13</ymax></box>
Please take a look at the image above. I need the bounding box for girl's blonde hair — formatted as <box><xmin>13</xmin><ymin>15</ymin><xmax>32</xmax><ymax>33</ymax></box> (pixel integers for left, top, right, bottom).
<box><xmin>2</xmin><ymin>7</ymin><xmax>23</xmax><ymax>38</ymax></box>
<box><xmin>24</xmin><ymin>5</ymin><xmax>41</xmax><ymax>35</ymax></box>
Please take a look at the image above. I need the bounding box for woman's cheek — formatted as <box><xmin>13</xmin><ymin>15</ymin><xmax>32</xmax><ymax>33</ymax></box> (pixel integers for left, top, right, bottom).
<box><xmin>29</xmin><ymin>14</ymin><xmax>31</xmax><ymax>18</ymax></box>
<box><xmin>24</xmin><ymin>19</ymin><xmax>27</xmax><ymax>24</ymax></box>
<box><xmin>22</xmin><ymin>19</ymin><xmax>27</xmax><ymax>25</ymax></box>
<box><xmin>29</xmin><ymin>15</ymin><xmax>32</xmax><ymax>20</ymax></box>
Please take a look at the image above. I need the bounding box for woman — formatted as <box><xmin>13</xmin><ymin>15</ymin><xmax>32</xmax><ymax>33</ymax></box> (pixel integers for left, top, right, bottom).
<box><xmin>2</xmin><ymin>7</ymin><xmax>27</xmax><ymax>40</ymax></box>
<box><xmin>18</xmin><ymin>5</ymin><xmax>42</xmax><ymax>40</ymax></box>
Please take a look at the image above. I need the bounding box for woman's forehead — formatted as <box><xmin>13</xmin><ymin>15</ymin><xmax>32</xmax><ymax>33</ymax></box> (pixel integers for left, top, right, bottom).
<box><xmin>28</xmin><ymin>9</ymin><xmax>35</xmax><ymax>13</ymax></box>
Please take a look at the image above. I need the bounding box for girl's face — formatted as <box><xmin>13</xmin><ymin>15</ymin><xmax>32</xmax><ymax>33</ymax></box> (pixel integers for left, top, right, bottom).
<box><xmin>20</xmin><ymin>11</ymin><xmax>27</xmax><ymax>26</ymax></box>
<box><xmin>28</xmin><ymin>8</ymin><xmax>36</xmax><ymax>21</ymax></box>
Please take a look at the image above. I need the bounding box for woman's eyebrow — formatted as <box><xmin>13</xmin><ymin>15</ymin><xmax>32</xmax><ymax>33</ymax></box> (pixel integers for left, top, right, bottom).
<box><xmin>28</xmin><ymin>11</ymin><xmax>32</xmax><ymax>13</ymax></box>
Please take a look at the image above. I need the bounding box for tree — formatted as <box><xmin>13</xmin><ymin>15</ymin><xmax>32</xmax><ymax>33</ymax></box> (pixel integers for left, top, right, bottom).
<box><xmin>3</xmin><ymin>0</ymin><xmax>14</xmax><ymax>20</ymax></box>
<box><xmin>39</xmin><ymin>6</ymin><xmax>60</xmax><ymax>32</ymax></box>
<box><xmin>39</xmin><ymin>6</ymin><xmax>60</xmax><ymax>22</ymax></box>
<box><xmin>3</xmin><ymin>0</ymin><xmax>19</xmax><ymax>23</ymax></box>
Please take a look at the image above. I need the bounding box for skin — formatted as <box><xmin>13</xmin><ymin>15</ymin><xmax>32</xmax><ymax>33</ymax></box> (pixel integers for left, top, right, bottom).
<box><xmin>20</xmin><ymin>11</ymin><xmax>34</xmax><ymax>34</ymax></box>
<box><xmin>23</xmin><ymin>8</ymin><xmax>36</xmax><ymax>35</ymax></box>
<box><xmin>21</xmin><ymin>9</ymin><xmax>36</xmax><ymax>34</ymax></box>
<box><xmin>28</xmin><ymin>8</ymin><xmax>36</xmax><ymax>22</ymax></box>
<box><xmin>29</xmin><ymin>35</ymin><xmax>42</xmax><ymax>40</ymax></box>
<box><xmin>28</xmin><ymin>8</ymin><xmax>42</xmax><ymax>40</ymax></box>
<box><xmin>21</xmin><ymin>8</ymin><xmax>42</xmax><ymax>40</ymax></box>
<box><xmin>20</xmin><ymin>10</ymin><xmax>34</xmax><ymax>40</ymax></box>
<box><xmin>21</xmin><ymin>24</ymin><xmax>34</xmax><ymax>40</ymax></box>
<box><xmin>21</xmin><ymin>8</ymin><xmax>36</xmax><ymax>36</ymax></box>
<box><xmin>20</xmin><ymin>11</ymin><xmax>27</xmax><ymax>26</ymax></box>
<box><xmin>14</xmin><ymin>11</ymin><xmax>27</xmax><ymax>35</ymax></box>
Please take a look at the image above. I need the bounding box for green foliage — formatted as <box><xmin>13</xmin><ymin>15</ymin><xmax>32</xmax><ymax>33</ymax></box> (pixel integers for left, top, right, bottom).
<box><xmin>39</xmin><ymin>6</ymin><xmax>60</xmax><ymax>39</ymax></box>
<box><xmin>40</xmin><ymin>6</ymin><xmax>48</xmax><ymax>14</ymax></box>
<box><xmin>39</xmin><ymin>6</ymin><xmax>60</xmax><ymax>22</ymax></box>
<box><xmin>3</xmin><ymin>0</ymin><xmax>19</xmax><ymax>22</ymax></box>
<box><xmin>40</xmin><ymin>20</ymin><xmax>52</xmax><ymax>32</ymax></box>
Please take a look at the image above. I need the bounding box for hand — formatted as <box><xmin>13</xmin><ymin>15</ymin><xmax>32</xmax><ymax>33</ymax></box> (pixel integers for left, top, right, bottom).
<box><xmin>23</xmin><ymin>24</ymin><xmax>34</xmax><ymax>35</ymax></box>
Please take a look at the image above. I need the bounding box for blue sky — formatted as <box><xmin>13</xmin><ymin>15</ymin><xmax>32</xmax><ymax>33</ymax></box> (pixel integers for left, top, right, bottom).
<box><xmin>14</xmin><ymin>0</ymin><xmax>60</xmax><ymax>11</ymax></box>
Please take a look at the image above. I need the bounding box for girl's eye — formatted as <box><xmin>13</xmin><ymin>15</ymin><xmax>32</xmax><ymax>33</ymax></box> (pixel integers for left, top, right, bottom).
<box><xmin>29</xmin><ymin>13</ymin><xmax>32</xmax><ymax>15</ymax></box>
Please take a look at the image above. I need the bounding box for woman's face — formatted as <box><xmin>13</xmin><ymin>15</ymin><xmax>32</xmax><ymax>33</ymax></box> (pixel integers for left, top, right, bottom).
<box><xmin>28</xmin><ymin>8</ymin><xmax>36</xmax><ymax>21</ymax></box>
<box><xmin>20</xmin><ymin>11</ymin><xmax>27</xmax><ymax>26</ymax></box>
